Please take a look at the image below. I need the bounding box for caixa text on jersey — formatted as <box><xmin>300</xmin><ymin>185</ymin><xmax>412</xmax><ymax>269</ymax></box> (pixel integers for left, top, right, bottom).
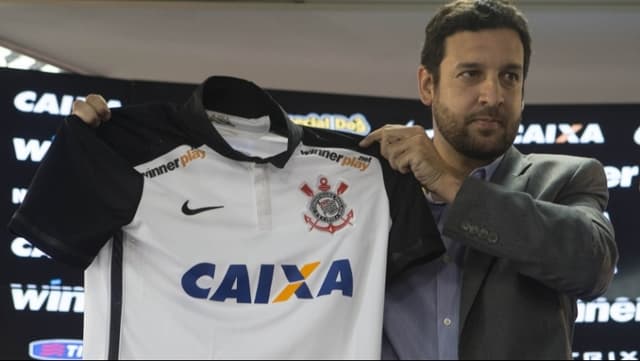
<box><xmin>181</xmin><ymin>259</ymin><xmax>353</xmax><ymax>304</ymax></box>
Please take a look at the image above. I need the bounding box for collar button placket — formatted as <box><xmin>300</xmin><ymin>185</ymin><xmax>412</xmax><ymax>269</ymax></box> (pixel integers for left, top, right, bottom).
<box><xmin>252</xmin><ymin>163</ymin><xmax>272</xmax><ymax>231</ymax></box>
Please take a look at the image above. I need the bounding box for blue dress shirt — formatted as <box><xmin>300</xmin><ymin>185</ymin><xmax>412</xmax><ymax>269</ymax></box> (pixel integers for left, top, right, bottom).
<box><xmin>382</xmin><ymin>156</ymin><xmax>504</xmax><ymax>360</ymax></box>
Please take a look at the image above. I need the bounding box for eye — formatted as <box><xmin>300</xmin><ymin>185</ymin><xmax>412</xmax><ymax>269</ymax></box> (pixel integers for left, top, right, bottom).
<box><xmin>502</xmin><ymin>72</ymin><xmax>521</xmax><ymax>83</ymax></box>
<box><xmin>459</xmin><ymin>70</ymin><xmax>480</xmax><ymax>79</ymax></box>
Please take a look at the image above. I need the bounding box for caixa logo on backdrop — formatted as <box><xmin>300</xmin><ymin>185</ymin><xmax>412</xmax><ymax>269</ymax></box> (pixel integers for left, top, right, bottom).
<box><xmin>11</xmin><ymin>237</ymin><xmax>50</xmax><ymax>258</ymax></box>
<box><xmin>514</xmin><ymin>123</ymin><xmax>605</xmax><ymax>145</ymax></box>
<box><xmin>572</xmin><ymin>350</ymin><xmax>638</xmax><ymax>360</ymax></box>
<box><xmin>13</xmin><ymin>90</ymin><xmax>121</xmax><ymax>116</ymax></box>
<box><xmin>634</xmin><ymin>125</ymin><xmax>640</xmax><ymax>145</ymax></box>
<box><xmin>29</xmin><ymin>339</ymin><xmax>82</xmax><ymax>360</ymax></box>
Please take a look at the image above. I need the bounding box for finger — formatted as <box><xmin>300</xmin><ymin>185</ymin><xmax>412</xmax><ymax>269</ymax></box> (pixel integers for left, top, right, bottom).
<box><xmin>380</xmin><ymin>125</ymin><xmax>426</xmax><ymax>141</ymax></box>
<box><xmin>388</xmin><ymin>134</ymin><xmax>435</xmax><ymax>176</ymax></box>
<box><xmin>387</xmin><ymin>150</ymin><xmax>412</xmax><ymax>174</ymax></box>
<box><xmin>85</xmin><ymin>94</ymin><xmax>111</xmax><ymax>122</ymax></box>
<box><xmin>383</xmin><ymin>141</ymin><xmax>410</xmax><ymax>170</ymax></box>
<box><xmin>379</xmin><ymin>133</ymin><xmax>395</xmax><ymax>159</ymax></box>
<box><xmin>360</xmin><ymin>124</ymin><xmax>408</xmax><ymax>147</ymax></box>
<box><xmin>390</xmin><ymin>155</ymin><xmax>412</xmax><ymax>174</ymax></box>
<box><xmin>385</xmin><ymin>140</ymin><xmax>410</xmax><ymax>162</ymax></box>
<box><xmin>359</xmin><ymin>128</ymin><xmax>385</xmax><ymax>148</ymax></box>
<box><xmin>395</xmin><ymin>150</ymin><xmax>416</xmax><ymax>175</ymax></box>
<box><xmin>72</xmin><ymin>100</ymin><xmax>101</xmax><ymax>128</ymax></box>
<box><xmin>380</xmin><ymin>124</ymin><xmax>408</xmax><ymax>132</ymax></box>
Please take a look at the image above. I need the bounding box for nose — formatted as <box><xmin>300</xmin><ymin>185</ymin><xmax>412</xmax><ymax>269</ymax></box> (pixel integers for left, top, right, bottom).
<box><xmin>478</xmin><ymin>76</ymin><xmax>505</xmax><ymax>107</ymax></box>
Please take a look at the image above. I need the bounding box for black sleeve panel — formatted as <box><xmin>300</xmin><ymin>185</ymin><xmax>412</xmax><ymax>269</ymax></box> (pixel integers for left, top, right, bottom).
<box><xmin>380</xmin><ymin>157</ymin><xmax>445</xmax><ymax>279</ymax></box>
<box><xmin>8</xmin><ymin>116</ymin><xmax>143</xmax><ymax>269</ymax></box>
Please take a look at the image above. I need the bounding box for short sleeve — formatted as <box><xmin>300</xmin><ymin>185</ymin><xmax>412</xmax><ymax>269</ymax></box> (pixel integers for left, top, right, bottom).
<box><xmin>7</xmin><ymin>115</ymin><xmax>143</xmax><ymax>269</ymax></box>
<box><xmin>380</xmin><ymin>158</ymin><xmax>445</xmax><ymax>279</ymax></box>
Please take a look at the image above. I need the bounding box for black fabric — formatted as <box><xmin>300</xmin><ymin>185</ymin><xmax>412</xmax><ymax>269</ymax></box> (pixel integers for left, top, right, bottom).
<box><xmin>8</xmin><ymin>116</ymin><xmax>143</xmax><ymax>269</ymax></box>
<box><xmin>178</xmin><ymin>76</ymin><xmax>303</xmax><ymax>169</ymax></box>
<box><xmin>108</xmin><ymin>231</ymin><xmax>124</xmax><ymax>360</ymax></box>
<box><xmin>98</xmin><ymin>103</ymin><xmax>196</xmax><ymax>166</ymax></box>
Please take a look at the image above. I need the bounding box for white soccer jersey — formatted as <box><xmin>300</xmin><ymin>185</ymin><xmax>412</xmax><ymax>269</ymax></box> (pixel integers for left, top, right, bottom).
<box><xmin>9</xmin><ymin>76</ymin><xmax>443</xmax><ymax>359</ymax></box>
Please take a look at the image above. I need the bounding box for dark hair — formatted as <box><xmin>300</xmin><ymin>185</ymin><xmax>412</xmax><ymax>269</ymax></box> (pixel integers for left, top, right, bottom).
<box><xmin>421</xmin><ymin>0</ymin><xmax>532</xmax><ymax>84</ymax></box>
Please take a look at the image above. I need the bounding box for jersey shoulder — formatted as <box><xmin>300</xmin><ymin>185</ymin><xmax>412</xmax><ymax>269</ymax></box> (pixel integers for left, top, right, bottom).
<box><xmin>299</xmin><ymin>125</ymin><xmax>378</xmax><ymax>157</ymax></box>
<box><xmin>97</xmin><ymin>103</ymin><xmax>193</xmax><ymax>166</ymax></box>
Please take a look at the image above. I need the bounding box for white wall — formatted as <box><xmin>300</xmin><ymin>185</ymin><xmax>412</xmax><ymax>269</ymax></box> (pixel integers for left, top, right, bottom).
<box><xmin>0</xmin><ymin>1</ymin><xmax>638</xmax><ymax>104</ymax></box>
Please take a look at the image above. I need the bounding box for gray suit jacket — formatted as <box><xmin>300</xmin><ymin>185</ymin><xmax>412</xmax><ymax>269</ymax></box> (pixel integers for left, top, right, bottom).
<box><xmin>443</xmin><ymin>146</ymin><xmax>617</xmax><ymax>359</ymax></box>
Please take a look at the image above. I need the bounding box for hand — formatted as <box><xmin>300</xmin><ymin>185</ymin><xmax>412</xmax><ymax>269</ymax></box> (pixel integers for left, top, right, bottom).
<box><xmin>72</xmin><ymin>94</ymin><xmax>111</xmax><ymax>128</ymax></box>
<box><xmin>360</xmin><ymin>125</ymin><xmax>463</xmax><ymax>203</ymax></box>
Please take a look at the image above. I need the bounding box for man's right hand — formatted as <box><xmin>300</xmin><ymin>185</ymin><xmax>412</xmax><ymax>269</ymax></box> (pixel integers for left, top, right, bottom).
<box><xmin>72</xmin><ymin>94</ymin><xmax>111</xmax><ymax>128</ymax></box>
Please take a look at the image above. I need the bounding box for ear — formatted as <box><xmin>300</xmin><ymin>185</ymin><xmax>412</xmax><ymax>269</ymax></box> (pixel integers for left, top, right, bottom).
<box><xmin>521</xmin><ymin>99</ymin><xmax>525</xmax><ymax>111</ymax></box>
<box><xmin>418</xmin><ymin>66</ymin><xmax>435</xmax><ymax>106</ymax></box>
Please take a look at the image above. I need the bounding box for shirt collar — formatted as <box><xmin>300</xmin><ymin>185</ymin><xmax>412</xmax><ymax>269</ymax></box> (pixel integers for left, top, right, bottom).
<box><xmin>471</xmin><ymin>154</ymin><xmax>505</xmax><ymax>182</ymax></box>
<box><xmin>178</xmin><ymin>76</ymin><xmax>303</xmax><ymax>168</ymax></box>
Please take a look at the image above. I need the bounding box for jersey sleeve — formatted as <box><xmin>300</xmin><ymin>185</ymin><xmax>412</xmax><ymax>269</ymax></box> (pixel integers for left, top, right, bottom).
<box><xmin>8</xmin><ymin>115</ymin><xmax>143</xmax><ymax>269</ymax></box>
<box><xmin>378</xmin><ymin>150</ymin><xmax>445</xmax><ymax>279</ymax></box>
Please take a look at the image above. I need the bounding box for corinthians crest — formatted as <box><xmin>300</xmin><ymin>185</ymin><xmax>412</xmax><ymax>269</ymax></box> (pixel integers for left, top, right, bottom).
<box><xmin>300</xmin><ymin>177</ymin><xmax>355</xmax><ymax>234</ymax></box>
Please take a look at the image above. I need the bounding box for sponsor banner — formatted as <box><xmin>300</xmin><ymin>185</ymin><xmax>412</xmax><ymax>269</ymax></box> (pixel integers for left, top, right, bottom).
<box><xmin>572</xmin><ymin>350</ymin><xmax>639</xmax><ymax>360</ymax></box>
<box><xmin>11</xmin><ymin>237</ymin><xmax>50</xmax><ymax>259</ymax></box>
<box><xmin>290</xmin><ymin>113</ymin><xmax>372</xmax><ymax>136</ymax></box>
<box><xmin>577</xmin><ymin>297</ymin><xmax>640</xmax><ymax>324</ymax></box>
<box><xmin>13</xmin><ymin>90</ymin><xmax>121</xmax><ymax>116</ymax></box>
<box><xmin>29</xmin><ymin>339</ymin><xmax>83</xmax><ymax>361</ymax></box>
<box><xmin>11</xmin><ymin>187</ymin><xmax>27</xmax><ymax>204</ymax></box>
<box><xmin>515</xmin><ymin>123</ymin><xmax>605</xmax><ymax>145</ymax></box>
<box><xmin>12</xmin><ymin>137</ymin><xmax>52</xmax><ymax>163</ymax></box>
<box><xmin>1</xmin><ymin>68</ymin><xmax>639</xmax><ymax>360</ymax></box>
<box><xmin>604</xmin><ymin>165</ymin><xmax>639</xmax><ymax>189</ymax></box>
<box><xmin>10</xmin><ymin>279</ymin><xmax>84</xmax><ymax>313</ymax></box>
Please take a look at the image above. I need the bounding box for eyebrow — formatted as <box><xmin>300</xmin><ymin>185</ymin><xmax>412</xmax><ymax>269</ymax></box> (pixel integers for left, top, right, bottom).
<box><xmin>502</xmin><ymin>63</ymin><xmax>524</xmax><ymax>73</ymax></box>
<box><xmin>455</xmin><ymin>62</ymin><xmax>483</xmax><ymax>70</ymax></box>
<box><xmin>455</xmin><ymin>62</ymin><xmax>524</xmax><ymax>73</ymax></box>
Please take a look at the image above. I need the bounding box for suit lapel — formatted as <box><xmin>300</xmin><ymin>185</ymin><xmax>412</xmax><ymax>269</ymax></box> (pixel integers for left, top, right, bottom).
<box><xmin>459</xmin><ymin>146</ymin><xmax>532</xmax><ymax>332</ymax></box>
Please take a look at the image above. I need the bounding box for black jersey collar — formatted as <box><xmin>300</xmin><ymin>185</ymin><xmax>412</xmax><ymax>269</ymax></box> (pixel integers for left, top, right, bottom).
<box><xmin>179</xmin><ymin>76</ymin><xmax>303</xmax><ymax>168</ymax></box>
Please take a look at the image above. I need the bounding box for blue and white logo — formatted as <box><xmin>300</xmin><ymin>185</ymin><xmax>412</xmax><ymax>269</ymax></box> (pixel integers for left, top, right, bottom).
<box><xmin>29</xmin><ymin>339</ymin><xmax>83</xmax><ymax>360</ymax></box>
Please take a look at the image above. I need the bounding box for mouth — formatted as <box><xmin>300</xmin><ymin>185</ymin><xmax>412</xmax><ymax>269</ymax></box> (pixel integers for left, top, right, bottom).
<box><xmin>470</xmin><ymin>117</ymin><xmax>504</xmax><ymax>130</ymax></box>
<box><xmin>473</xmin><ymin>116</ymin><xmax>502</xmax><ymax>123</ymax></box>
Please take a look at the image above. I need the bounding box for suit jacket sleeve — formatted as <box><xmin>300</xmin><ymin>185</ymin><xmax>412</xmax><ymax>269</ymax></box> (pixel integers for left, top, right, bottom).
<box><xmin>442</xmin><ymin>157</ymin><xmax>617</xmax><ymax>301</ymax></box>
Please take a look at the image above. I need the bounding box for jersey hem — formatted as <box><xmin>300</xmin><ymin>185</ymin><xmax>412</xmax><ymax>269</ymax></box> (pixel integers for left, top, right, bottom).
<box><xmin>8</xmin><ymin>212</ymin><xmax>92</xmax><ymax>268</ymax></box>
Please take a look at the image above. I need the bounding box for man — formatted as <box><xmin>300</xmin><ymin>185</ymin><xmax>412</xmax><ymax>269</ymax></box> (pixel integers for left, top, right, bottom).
<box><xmin>359</xmin><ymin>0</ymin><xmax>617</xmax><ymax>359</ymax></box>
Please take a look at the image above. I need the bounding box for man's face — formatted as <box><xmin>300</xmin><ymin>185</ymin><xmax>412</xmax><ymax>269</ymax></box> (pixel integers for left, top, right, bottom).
<box><xmin>420</xmin><ymin>28</ymin><xmax>525</xmax><ymax>161</ymax></box>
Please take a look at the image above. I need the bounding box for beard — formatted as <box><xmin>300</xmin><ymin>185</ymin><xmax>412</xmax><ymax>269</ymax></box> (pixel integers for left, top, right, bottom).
<box><xmin>432</xmin><ymin>99</ymin><xmax>520</xmax><ymax>161</ymax></box>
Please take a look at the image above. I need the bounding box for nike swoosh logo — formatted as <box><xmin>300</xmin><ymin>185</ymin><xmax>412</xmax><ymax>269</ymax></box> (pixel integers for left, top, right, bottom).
<box><xmin>181</xmin><ymin>201</ymin><xmax>224</xmax><ymax>216</ymax></box>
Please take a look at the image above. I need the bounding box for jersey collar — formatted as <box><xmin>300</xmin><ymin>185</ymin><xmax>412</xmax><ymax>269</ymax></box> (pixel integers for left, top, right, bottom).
<box><xmin>179</xmin><ymin>76</ymin><xmax>303</xmax><ymax>168</ymax></box>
